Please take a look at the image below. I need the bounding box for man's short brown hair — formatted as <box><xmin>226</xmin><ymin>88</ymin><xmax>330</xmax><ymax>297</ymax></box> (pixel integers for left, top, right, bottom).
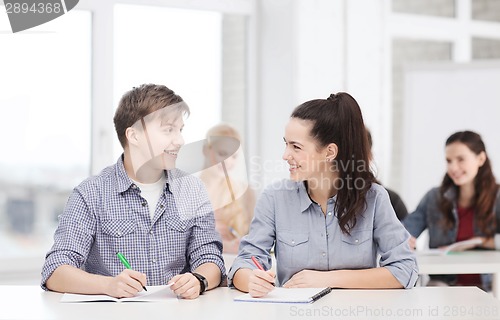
<box><xmin>113</xmin><ymin>84</ymin><xmax>190</xmax><ymax>148</ymax></box>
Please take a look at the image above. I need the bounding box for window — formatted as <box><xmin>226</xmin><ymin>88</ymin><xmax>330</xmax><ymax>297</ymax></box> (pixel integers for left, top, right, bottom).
<box><xmin>0</xmin><ymin>10</ymin><xmax>91</xmax><ymax>283</ymax></box>
<box><xmin>114</xmin><ymin>4</ymin><xmax>223</xmax><ymax>154</ymax></box>
<box><xmin>0</xmin><ymin>1</ymin><xmax>253</xmax><ymax>284</ymax></box>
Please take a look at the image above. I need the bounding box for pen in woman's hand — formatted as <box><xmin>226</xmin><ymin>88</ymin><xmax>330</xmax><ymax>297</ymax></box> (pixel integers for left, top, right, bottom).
<box><xmin>251</xmin><ymin>256</ymin><xmax>265</xmax><ymax>270</ymax></box>
<box><xmin>251</xmin><ymin>256</ymin><xmax>275</xmax><ymax>286</ymax></box>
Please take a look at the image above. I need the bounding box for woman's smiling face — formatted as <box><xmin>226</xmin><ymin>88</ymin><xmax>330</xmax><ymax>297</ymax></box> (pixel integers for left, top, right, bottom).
<box><xmin>445</xmin><ymin>141</ymin><xmax>486</xmax><ymax>188</ymax></box>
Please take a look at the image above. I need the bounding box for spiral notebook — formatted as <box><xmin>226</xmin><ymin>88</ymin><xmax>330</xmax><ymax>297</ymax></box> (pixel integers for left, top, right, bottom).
<box><xmin>234</xmin><ymin>287</ymin><xmax>332</xmax><ymax>304</ymax></box>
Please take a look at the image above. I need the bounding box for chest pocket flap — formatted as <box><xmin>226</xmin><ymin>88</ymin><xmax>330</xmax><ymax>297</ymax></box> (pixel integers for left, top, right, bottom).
<box><xmin>341</xmin><ymin>229</ymin><xmax>372</xmax><ymax>245</ymax></box>
<box><xmin>101</xmin><ymin>219</ymin><xmax>137</xmax><ymax>237</ymax></box>
<box><xmin>277</xmin><ymin>231</ymin><xmax>309</xmax><ymax>247</ymax></box>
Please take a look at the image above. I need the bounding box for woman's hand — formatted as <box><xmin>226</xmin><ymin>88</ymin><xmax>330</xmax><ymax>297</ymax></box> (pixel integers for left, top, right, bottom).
<box><xmin>248</xmin><ymin>269</ymin><xmax>275</xmax><ymax>298</ymax></box>
<box><xmin>283</xmin><ymin>270</ymin><xmax>330</xmax><ymax>288</ymax></box>
<box><xmin>408</xmin><ymin>236</ymin><xmax>417</xmax><ymax>250</ymax></box>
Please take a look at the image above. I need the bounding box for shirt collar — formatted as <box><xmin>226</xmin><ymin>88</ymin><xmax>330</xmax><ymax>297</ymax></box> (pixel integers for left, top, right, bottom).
<box><xmin>443</xmin><ymin>187</ymin><xmax>458</xmax><ymax>201</ymax></box>
<box><xmin>296</xmin><ymin>182</ymin><xmax>311</xmax><ymax>213</ymax></box>
<box><xmin>298</xmin><ymin>181</ymin><xmax>338</xmax><ymax>213</ymax></box>
<box><xmin>115</xmin><ymin>154</ymin><xmax>170</xmax><ymax>194</ymax></box>
<box><xmin>115</xmin><ymin>155</ymin><xmax>133</xmax><ymax>193</ymax></box>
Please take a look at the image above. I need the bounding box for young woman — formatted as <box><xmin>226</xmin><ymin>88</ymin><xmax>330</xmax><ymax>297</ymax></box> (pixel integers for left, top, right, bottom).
<box><xmin>403</xmin><ymin>130</ymin><xmax>500</xmax><ymax>289</ymax></box>
<box><xmin>228</xmin><ymin>92</ymin><xmax>418</xmax><ymax>297</ymax></box>
<box><xmin>200</xmin><ymin>123</ymin><xmax>255</xmax><ymax>253</ymax></box>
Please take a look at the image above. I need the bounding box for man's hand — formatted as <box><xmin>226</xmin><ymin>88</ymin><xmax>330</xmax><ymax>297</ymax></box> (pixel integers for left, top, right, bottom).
<box><xmin>104</xmin><ymin>269</ymin><xmax>147</xmax><ymax>298</ymax></box>
<box><xmin>169</xmin><ymin>273</ymin><xmax>201</xmax><ymax>299</ymax></box>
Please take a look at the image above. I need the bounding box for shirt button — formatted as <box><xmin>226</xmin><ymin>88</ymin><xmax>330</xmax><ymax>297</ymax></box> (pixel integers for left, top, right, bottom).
<box><xmin>322</xmin><ymin>253</ymin><xmax>326</xmax><ymax>257</ymax></box>
<box><xmin>355</xmin><ymin>239</ymin><xmax>359</xmax><ymax>244</ymax></box>
<box><xmin>142</xmin><ymin>202</ymin><xmax>147</xmax><ymax>207</ymax></box>
<box><xmin>117</xmin><ymin>231</ymin><xmax>122</xmax><ymax>237</ymax></box>
<box><xmin>291</xmin><ymin>240</ymin><xmax>295</xmax><ymax>245</ymax></box>
<box><xmin>327</xmin><ymin>211</ymin><xmax>332</xmax><ymax>216</ymax></box>
<box><xmin>150</xmin><ymin>231</ymin><xmax>154</xmax><ymax>235</ymax></box>
<box><xmin>160</xmin><ymin>204</ymin><xmax>164</xmax><ymax>209</ymax></box>
<box><xmin>152</xmin><ymin>259</ymin><xmax>156</xmax><ymax>263</ymax></box>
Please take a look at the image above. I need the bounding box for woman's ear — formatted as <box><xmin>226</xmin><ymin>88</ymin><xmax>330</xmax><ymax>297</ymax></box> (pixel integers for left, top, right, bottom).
<box><xmin>202</xmin><ymin>143</ymin><xmax>211</xmax><ymax>157</ymax></box>
<box><xmin>125</xmin><ymin>127</ymin><xmax>140</xmax><ymax>147</ymax></box>
<box><xmin>478</xmin><ymin>151</ymin><xmax>487</xmax><ymax>167</ymax></box>
<box><xmin>325</xmin><ymin>143</ymin><xmax>338</xmax><ymax>162</ymax></box>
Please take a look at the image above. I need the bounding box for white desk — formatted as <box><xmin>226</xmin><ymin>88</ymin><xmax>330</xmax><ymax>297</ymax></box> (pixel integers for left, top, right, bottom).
<box><xmin>1</xmin><ymin>286</ymin><xmax>499</xmax><ymax>320</ymax></box>
<box><xmin>416</xmin><ymin>251</ymin><xmax>500</xmax><ymax>299</ymax></box>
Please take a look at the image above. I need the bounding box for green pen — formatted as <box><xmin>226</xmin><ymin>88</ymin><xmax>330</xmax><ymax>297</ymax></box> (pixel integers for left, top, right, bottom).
<box><xmin>116</xmin><ymin>252</ymin><xmax>147</xmax><ymax>291</ymax></box>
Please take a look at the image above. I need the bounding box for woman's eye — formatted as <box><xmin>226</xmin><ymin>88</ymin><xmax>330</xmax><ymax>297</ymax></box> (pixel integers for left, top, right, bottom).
<box><xmin>293</xmin><ymin>145</ymin><xmax>301</xmax><ymax>150</ymax></box>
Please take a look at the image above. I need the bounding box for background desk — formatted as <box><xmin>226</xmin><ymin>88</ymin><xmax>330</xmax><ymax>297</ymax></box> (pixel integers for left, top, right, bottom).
<box><xmin>1</xmin><ymin>286</ymin><xmax>499</xmax><ymax>320</ymax></box>
<box><xmin>416</xmin><ymin>251</ymin><xmax>500</xmax><ymax>299</ymax></box>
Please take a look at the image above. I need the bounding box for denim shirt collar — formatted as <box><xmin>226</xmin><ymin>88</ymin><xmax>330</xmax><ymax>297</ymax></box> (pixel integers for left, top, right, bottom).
<box><xmin>443</xmin><ymin>187</ymin><xmax>458</xmax><ymax>202</ymax></box>
<box><xmin>298</xmin><ymin>181</ymin><xmax>337</xmax><ymax>213</ymax></box>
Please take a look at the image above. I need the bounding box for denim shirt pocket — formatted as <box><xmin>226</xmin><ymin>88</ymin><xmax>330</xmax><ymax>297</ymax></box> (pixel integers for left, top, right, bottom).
<box><xmin>276</xmin><ymin>231</ymin><xmax>309</xmax><ymax>267</ymax></box>
<box><xmin>339</xmin><ymin>229</ymin><xmax>374</xmax><ymax>268</ymax></box>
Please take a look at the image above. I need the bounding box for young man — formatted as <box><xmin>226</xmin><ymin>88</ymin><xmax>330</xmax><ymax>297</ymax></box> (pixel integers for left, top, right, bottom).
<box><xmin>41</xmin><ymin>84</ymin><xmax>225</xmax><ymax>299</ymax></box>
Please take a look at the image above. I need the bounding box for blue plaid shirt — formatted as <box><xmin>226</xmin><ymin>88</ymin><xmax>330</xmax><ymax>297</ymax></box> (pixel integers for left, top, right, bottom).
<box><xmin>41</xmin><ymin>156</ymin><xmax>225</xmax><ymax>290</ymax></box>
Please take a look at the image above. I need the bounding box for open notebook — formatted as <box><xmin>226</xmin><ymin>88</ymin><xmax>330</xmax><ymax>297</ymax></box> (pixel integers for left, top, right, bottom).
<box><xmin>421</xmin><ymin>238</ymin><xmax>483</xmax><ymax>255</ymax></box>
<box><xmin>60</xmin><ymin>284</ymin><xmax>176</xmax><ymax>303</ymax></box>
<box><xmin>234</xmin><ymin>287</ymin><xmax>332</xmax><ymax>304</ymax></box>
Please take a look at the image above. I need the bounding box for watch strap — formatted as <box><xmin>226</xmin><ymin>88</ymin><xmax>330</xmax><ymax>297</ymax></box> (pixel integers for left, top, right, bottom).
<box><xmin>192</xmin><ymin>272</ymin><xmax>208</xmax><ymax>294</ymax></box>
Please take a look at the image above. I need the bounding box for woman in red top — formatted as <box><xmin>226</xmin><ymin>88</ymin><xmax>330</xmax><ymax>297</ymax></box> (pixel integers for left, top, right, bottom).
<box><xmin>403</xmin><ymin>130</ymin><xmax>500</xmax><ymax>290</ymax></box>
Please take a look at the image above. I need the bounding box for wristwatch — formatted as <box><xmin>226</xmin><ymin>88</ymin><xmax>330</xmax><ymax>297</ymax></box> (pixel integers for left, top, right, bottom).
<box><xmin>192</xmin><ymin>272</ymin><xmax>208</xmax><ymax>295</ymax></box>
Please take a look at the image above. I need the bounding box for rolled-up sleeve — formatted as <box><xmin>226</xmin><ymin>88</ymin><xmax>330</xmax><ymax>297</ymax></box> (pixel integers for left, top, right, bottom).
<box><xmin>374</xmin><ymin>189</ymin><xmax>419</xmax><ymax>289</ymax></box>
<box><xmin>41</xmin><ymin>189</ymin><xmax>96</xmax><ymax>290</ymax></box>
<box><xmin>227</xmin><ymin>189</ymin><xmax>276</xmax><ymax>287</ymax></box>
<box><xmin>402</xmin><ymin>190</ymin><xmax>434</xmax><ymax>238</ymax></box>
<box><xmin>186</xmin><ymin>183</ymin><xmax>225</xmax><ymax>279</ymax></box>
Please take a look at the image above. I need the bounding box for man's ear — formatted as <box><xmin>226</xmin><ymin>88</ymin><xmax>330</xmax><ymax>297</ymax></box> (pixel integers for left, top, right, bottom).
<box><xmin>325</xmin><ymin>143</ymin><xmax>338</xmax><ymax>162</ymax></box>
<box><xmin>125</xmin><ymin>127</ymin><xmax>140</xmax><ymax>147</ymax></box>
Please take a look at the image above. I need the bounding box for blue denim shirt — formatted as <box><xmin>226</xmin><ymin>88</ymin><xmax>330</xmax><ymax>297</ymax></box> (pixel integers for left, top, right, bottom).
<box><xmin>403</xmin><ymin>187</ymin><xmax>500</xmax><ymax>249</ymax></box>
<box><xmin>228</xmin><ymin>180</ymin><xmax>418</xmax><ymax>288</ymax></box>
<box><xmin>403</xmin><ymin>187</ymin><xmax>500</xmax><ymax>289</ymax></box>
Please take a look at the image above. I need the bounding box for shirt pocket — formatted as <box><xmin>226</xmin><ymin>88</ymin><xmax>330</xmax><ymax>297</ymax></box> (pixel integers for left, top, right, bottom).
<box><xmin>339</xmin><ymin>229</ymin><xmax>374</xmax><ymax>268</ymax></box>
<box><xmin>276</xmin><ymin>231</ymin><xmax>309</xmax><ymax>267</ymax></box>
<box><xmin>164</xmin><ymin>217</ymin><xmax>190</xmax><ymax>232</ymax></box>
<box><xmin>101</xmin><ymin>219</ymin><xmax>137</xmax><ymax>238</ymax></box>
<box><xmin>100</xmin><ymin>219</ymin><xmax>139</xmax><ymax>274</ymax></box>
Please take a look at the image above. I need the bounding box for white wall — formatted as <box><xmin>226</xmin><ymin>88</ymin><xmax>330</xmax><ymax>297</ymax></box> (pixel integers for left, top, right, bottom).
<box><xmin>255</xmin><ymin>0</ymin><xmax>390</xmax><ymax>189</ymax></box>
<box><xmin>402</xmin><ymin>61</ymin><xmax>500</xmax><ymax>210</ymax></box>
